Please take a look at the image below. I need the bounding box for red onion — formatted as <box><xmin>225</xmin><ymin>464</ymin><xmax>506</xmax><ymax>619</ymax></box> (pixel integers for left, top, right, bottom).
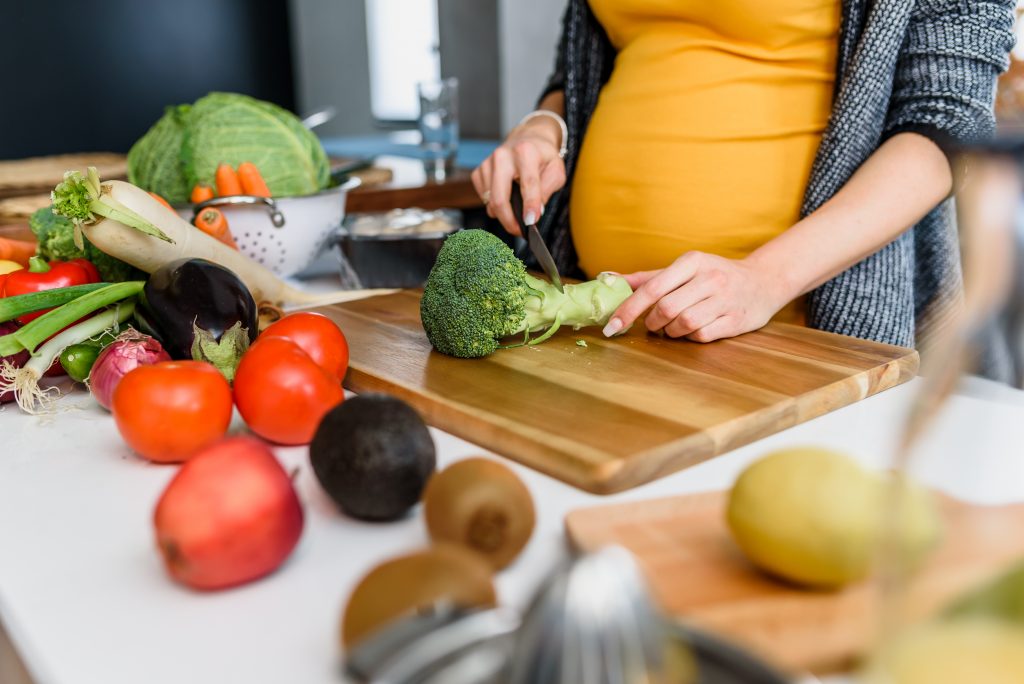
<box><xmin>89</xmin><ymin>332</ymin><xmax>171</xmax><ymax>410</ymax></box>
<box><xmin>0</xmin><ymin>321</ymin><xmax>29</xmax><ymax>404</ymax></box>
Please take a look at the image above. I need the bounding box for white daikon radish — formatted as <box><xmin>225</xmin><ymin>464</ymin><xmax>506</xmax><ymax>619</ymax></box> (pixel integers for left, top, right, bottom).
<box><xmin>51</xmin><ymin>168</ymin><xmax>393</xmax><ymax>308</ymax></box>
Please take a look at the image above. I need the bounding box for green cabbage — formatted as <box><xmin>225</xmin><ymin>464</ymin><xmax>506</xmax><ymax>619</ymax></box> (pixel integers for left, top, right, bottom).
<box><xmin>127</xmin><ymin>93</ymin><xmax>330</xmax><ymax>203</ymax></box>
<box><xmin>127</xmin><ymin>104</ymin><xmax>191</xmax><ymax>203</ymax></box>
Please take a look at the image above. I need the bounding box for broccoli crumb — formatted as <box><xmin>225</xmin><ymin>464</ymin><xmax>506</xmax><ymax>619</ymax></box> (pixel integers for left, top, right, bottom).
<box><xmin>575</xmin><ymin>339</ymin><xmax>588</xmax><ymax>348</ymax></box>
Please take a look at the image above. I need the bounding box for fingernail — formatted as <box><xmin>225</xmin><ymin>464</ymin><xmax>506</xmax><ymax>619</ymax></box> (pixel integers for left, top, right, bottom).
<box><xmin>524</xmin><ymin>210</ymin><xmax>537</xmax><ymax>225</ymax></box>
<box><xmin>603</xmin><ymin>318</ymin><xmax>623</xmax><ymax>337</ymax></box>
<box><xmin>540</xmin><ymin>205</ymin><xmax>546</xmax><ymax>217</ymax></box>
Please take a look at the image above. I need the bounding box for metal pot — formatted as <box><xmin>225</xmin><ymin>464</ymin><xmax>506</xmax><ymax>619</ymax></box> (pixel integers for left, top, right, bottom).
<box><xmin>332</xmin><ymin>210</ymin><xmax>460</xmax><ymax>289</ymax></box>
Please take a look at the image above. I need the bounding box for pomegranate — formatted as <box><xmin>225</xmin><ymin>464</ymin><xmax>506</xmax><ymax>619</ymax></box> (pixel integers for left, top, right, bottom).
<box><xmin>153</xmin><ymin>437</ymin><xmax>304</xmax><ymax>590</ymax></box>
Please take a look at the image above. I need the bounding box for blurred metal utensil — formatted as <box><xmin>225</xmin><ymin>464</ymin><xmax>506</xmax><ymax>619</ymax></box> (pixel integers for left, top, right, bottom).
<box><xmin>302</xmin><ymin>105</ymin><xmax>338</xmax><ymax>130</ymax></box>
<box><xmin>344</xmin><ymin>606</ymin><xmax>520</xmax><ymax>684</ymax></box>
<box><xmin>507</xmin><ymin>546</ymin><xmax>696</xmax><ymax>684</ymax></box>
<box><xmin>343</xmin><ymin>547</ymin><xmax>792</xmax><ymax>684</ymax></box>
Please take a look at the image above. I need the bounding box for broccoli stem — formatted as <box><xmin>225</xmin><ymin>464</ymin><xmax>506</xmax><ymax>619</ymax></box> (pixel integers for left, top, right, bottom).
<box><xmin>529</xmin><ymin>312</ymin><xmax>564</xmax><ymax>346</ymax></box>
<box><xmin>514</xmin><ymin>272</ymin><xmax>632</xmax><ymax>339</ymax></box>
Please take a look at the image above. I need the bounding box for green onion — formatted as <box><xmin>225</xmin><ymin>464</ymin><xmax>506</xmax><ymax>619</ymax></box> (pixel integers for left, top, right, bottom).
<box><xmin>0</xmin><ymin>303</ymin><xmax>136</xmax><ymax>414</ymax></box>
<box><xmin>1</xmin><ymin>281</ymin><xmax>144</xmax><ymax>356</ymax></box>
<box><xmin>0</xmin><ymin>283</ymin><xmax>110</xmax><ymax>323</ymax></box>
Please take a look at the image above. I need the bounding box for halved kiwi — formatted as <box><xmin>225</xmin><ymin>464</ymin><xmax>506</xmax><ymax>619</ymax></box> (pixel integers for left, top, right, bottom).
<box><xmin>422</xmin><ymin>458</ymin><xmax>536</xmax><ymax>570</ymax></box>
<box><xmin>341</xmin><ymin>545</ymin><xmax>496</xmax><ymax>648</ymax></box>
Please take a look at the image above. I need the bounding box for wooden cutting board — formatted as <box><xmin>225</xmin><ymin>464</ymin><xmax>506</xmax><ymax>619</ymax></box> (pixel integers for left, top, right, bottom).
<box><xmin>0</xmin><ymin>153</ymin><xmax>127</xmax><ymax>199</ymax></box>
<box><xmin>565</xmin><ymin>491</ymin><xmax>1024</xmax><ymax>674</ymax></box>
<box><xmin>316</xmin><ymin>291</ymin><xmax>918</xmax><ymax>494</ymax></box>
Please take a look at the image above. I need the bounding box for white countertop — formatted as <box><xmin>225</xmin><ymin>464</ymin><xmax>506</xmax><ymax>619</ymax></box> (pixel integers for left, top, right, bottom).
<box><xmin>1</xmin><ymin>370</ymin><xmax>1023</xmax><ymax>683</ymax></box>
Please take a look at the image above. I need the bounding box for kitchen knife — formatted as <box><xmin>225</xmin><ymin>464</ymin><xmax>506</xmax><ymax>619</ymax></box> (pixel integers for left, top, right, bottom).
<box><xmin>510</xmin><ymin>182</ymin><xmax>564</xmax><ymax>293</ymax></box>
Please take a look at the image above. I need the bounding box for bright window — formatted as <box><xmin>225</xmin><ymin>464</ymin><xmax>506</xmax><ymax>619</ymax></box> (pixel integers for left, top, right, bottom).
<box><xmin>365</xmin><ymin>0</ymin><xmax>441</xmax><ymax>122</ymax></box>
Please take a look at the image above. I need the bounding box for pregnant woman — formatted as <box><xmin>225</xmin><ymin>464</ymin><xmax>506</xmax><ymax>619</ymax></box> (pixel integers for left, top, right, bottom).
<box><xmin>472</xmin><ymin>0</ymin><xmax>1015</xmax><ymax>359</ymax></box>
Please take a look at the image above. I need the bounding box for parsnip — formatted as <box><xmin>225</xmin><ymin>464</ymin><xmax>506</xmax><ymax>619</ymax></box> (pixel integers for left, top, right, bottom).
<box><xmin>52</xmin><ymin>168</ymin><xmax>393</xmax><ymax>308</ymax></box>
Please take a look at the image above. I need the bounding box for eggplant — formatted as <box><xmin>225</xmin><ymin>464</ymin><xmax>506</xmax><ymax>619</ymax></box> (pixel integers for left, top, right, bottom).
<box><xmin>137</xmin><ymin>259</ymin><xmax>257</xmax><ymax>380</ymax></box>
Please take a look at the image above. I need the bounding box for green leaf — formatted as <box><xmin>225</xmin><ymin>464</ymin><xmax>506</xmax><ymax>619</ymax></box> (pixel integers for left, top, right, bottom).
<box><xmin>51</xmin><ymin>170</ymin><xmax>97</xmax><ymax>223</ymax></box>
<box><xmin>190</xmin><ymin>321</ymin><xmax>250</xmax><ymax>383</ymax></box>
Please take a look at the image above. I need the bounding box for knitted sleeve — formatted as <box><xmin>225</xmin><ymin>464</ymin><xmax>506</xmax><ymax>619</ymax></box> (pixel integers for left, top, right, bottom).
<box><xmin>883</xmin><ymin>0</ymin><xmax>1016</xmax><ymax>148</ymax></box>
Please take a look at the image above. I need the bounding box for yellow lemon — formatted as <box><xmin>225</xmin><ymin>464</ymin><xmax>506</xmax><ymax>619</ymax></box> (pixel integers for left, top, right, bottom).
<box><xmin>865</xmin><ymin>618</ymin><xmax>1024</xmax><ymax>684</ymax></box>
<box><xmin>726</xmin><ymin>447</ymin><xmax>941</xmax><ymax>589</ymax></box>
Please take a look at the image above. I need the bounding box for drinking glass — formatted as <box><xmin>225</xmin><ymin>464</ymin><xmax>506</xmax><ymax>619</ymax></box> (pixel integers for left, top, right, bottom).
<box><xmin>862</xmin><ymin>148</ymin><xmax>1024</xmax><ymax>683</ymax></box>
<box><xmin>418</xmin><ymin>77</ymin><xmax>459</xmax><ymax>181</ymax></box>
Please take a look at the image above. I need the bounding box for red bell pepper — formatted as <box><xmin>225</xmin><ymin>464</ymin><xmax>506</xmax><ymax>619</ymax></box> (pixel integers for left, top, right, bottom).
<box><xmin>67</xmin><ymin>258</ymin><xmax>101</xmax><ymax>283</ymax></box>
<box><xmin>3</xmin><ymin>256</ymin><xmax>101</xmax><ymax>323</ymax></box>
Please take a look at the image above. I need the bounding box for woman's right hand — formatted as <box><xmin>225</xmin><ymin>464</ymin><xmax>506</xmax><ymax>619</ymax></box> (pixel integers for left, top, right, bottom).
<box><xmin>471</xmin><ymin>115</ymin><xmax>567</xmax><ymax>236</ymax></box>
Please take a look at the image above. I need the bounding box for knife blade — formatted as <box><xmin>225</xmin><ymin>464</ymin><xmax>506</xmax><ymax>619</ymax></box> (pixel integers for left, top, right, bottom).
<box><xmin>510</xmin><ymin>182</ymin><xmax>564</xmax><ymax>293</ymax></box>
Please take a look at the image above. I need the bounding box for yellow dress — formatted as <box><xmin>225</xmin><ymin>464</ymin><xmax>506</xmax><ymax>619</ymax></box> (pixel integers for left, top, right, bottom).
<box><xmin>570</xmin><ymin>0</ymin><xmax>840</xmax><ymax>323</ymax></box>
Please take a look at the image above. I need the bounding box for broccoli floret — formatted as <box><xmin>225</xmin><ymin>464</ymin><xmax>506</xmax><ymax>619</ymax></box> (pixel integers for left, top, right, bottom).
<box><xmin>420</xmin><ymin>230</ymin><xmax>632</xmax><ymax>358</ymax></box>
<box><xmin>29</xmin><ymin>206</ymin><xmax>142</xmax><ymax>283</ymax></box>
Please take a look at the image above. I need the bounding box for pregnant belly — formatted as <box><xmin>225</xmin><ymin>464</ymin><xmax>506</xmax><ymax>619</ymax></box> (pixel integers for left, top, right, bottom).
<box><xmin>571</xmin><ymin>131</ymin><xmax>821</xmax><ymax>277</ymax></box>
<box><xmin>569</xmin><ymin>42</ymin><xmax>830</xmax><ymax>278</ymax></box>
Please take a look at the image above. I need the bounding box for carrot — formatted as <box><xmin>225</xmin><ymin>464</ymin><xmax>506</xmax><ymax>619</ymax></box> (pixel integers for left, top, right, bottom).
<box><xmin>194</xmin><ymin>208</ymin><xmax>238</xmax><ymax>250</ymax></box>
<box><xmin>0</xmin><ymin>237</ymin><xmax>38</xmax><ymax>267</ymax></box>
<box><xmin>214</xmin><ymin>164</ymin><xmax>243</xmax><ymax>196</ymax></box>
<box><xmin>237</xmin><ymin>162</ymin><xmax>272</xmax><ymax>197</ymax></box>
<box><xmin>190</xmin><ymin>183</ymin><xmax>215</xmax><ymax>204</ymax></box>
<box><xmin>148</xmin><ymin>192</ymin><xmax>174</xmax><ymax>210</ymax></box>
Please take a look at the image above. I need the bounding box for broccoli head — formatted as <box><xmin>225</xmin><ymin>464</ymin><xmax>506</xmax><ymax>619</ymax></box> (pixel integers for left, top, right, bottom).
<box><xmin>29</xmin><ymin>205</ymin><xmax>142</xmax><ymax>283</ymax></box>
<box><xmin>420</xmin><ymin>229</ymin><xmax>633</xmax><ymax>358</ymax></box>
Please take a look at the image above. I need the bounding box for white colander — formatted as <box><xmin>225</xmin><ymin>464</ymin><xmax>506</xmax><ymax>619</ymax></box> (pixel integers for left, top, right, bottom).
<box><xmin>176</xmin><ymin>177</ymin><xmax>360</xmax><ymax>277</ymax></box>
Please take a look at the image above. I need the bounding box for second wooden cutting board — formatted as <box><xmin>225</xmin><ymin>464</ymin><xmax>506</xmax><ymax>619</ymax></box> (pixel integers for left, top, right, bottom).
<box><xmin>565</xmin><ymin>491</ymin><xmax>1024</xmax><ymax>674</ymax></box>
<box><xmin>316</xmin><ymin>291</ymin><xmax>917</xmax><ymax>494</ymax></box>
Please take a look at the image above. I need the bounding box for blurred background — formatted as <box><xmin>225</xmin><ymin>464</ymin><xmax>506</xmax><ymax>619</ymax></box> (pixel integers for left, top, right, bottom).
<box><xmin>0</xmin><ymin>0</ymin><xmax>561</xmax><ymax>158</ymax></box>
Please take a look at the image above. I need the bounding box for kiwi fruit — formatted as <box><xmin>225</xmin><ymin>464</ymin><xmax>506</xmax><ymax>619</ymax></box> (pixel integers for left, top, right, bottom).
<box><xmin>341</xmin><ymin>544</ymin><xmax>496</xmax><ymax>648</ymax></box>
<box><xmin>422</xmin><ymin>458</ymin><xmax>536</xmax><ymax>570</ymax></box>
<box><xmin>310</xmin><ymin>394</ymin><xmax>435</xmax><ymax>521</ymax></box>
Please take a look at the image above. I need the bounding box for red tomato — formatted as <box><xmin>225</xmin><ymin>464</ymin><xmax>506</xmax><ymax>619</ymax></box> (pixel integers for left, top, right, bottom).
<box><xmin>260</xmin><ymin>312</ymin><xmax>349</xmax><ymax>381</ymax></box>
<box><xmin>112</xmin><ymin>361</ymin><xmax>233</xmax><ymax>463</ymax></box>
<box><xmin>233</xmin><ymin>336</ymin><xmax>344</xmax><ymax>445</ymax></box>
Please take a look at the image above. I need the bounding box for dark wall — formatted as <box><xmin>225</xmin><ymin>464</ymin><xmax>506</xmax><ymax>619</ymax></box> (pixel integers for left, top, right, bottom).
<box><xmin>438</xmin><ymin>0</ymin><xmax>501</xmax><ymax>139</ymax></box>
<box><xmin>0</xmin><ymin>0</ymin><xmax>295</xmax><ymax>160</ymax></box>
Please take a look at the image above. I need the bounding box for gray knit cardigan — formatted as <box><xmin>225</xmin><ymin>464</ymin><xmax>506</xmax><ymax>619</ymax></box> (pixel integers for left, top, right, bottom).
<box><xmin>533</xmin><ymin>0</ymin><xmax>1016</xmax><ymax>352</ymax></box>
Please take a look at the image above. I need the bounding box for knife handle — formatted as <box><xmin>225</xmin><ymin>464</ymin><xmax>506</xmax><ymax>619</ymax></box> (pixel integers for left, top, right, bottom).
<box><xmin>509</xmin><ymin>181</ymin><xmax>530</xmax><ymax>234</ymax></box>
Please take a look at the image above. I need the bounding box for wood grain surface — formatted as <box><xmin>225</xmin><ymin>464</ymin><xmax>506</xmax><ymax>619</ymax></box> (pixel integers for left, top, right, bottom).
<box><xmin>565</xmin><ymin>491</ymin><xmax>1024</xmax><ymax>674</ymax></box>
<box><xmin>346</xmin><ymin>168</ymin><xmax>481</xmax><ymax>213</ymax></box>
<box><xmin>315</xmin><ymin>291</ymin><xmax>918</xmax><ymax>493</ymax></box>
<box><xmin>0</xmin><ymin>153</ymin><xmax>127</xmax><ymax>199</ymax></box>
<box><xmin>0</xmin><ymin>223</ymin><xmax>34</xmax><ymax>242</ymax></box>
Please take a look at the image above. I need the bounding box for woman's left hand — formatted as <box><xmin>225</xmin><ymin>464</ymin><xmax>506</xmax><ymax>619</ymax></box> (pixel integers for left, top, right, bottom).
<box><xmin>602</xmin><ymin>251</ymin><xmax>792</xmax><ymax>343</ymax></box>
